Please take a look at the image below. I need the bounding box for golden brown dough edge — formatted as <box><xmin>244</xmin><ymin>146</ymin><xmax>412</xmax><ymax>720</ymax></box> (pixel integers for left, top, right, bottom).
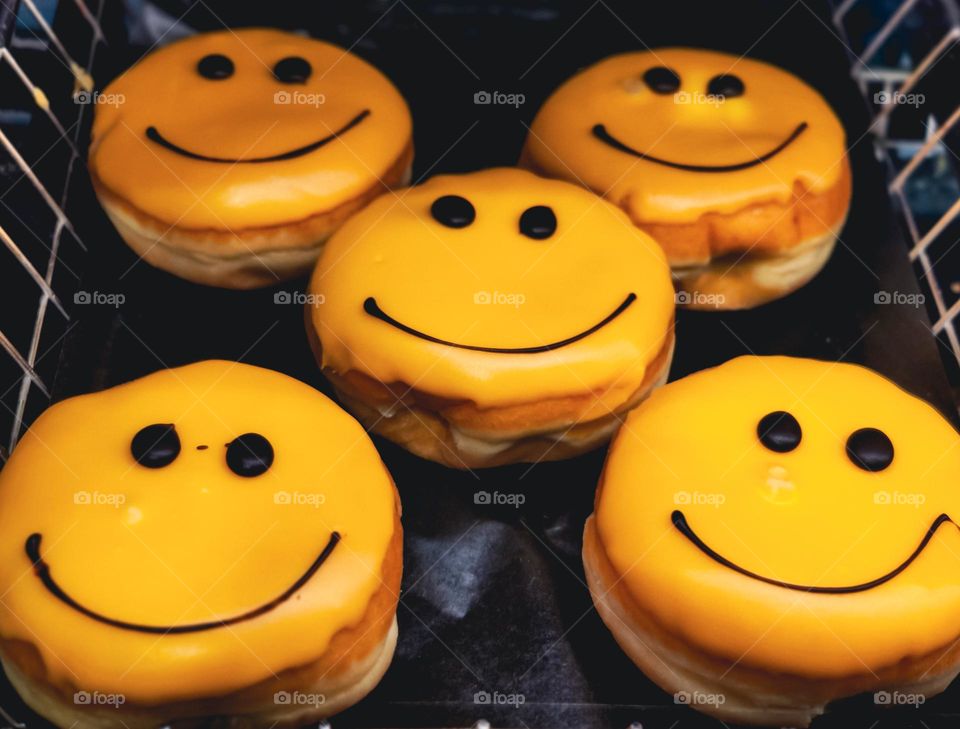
<box><xmin>519</xmin><ymin>148</ymin><xmax>852</xmax><ymax>308</ymax></box>
<box><xmin>0</xmin><ymin>487</ymin><xmax>404</xmax><ymax>729</ymax></box>
<box><xmin>671</xmin><ymin>225</ymin><xmax>842</xmax><ymax>310</ymax></box>
<box><xmin>519</xmin><ymin>146</ymin><xmax>851</xmax><ymax>262</ymax></box>
<box><xmin>582</xmin><ymin>510</ymin><xmax>960</xmax><ymax>727</ymax></box>
<box><xmin>306</xmin><ymin>310</ymin><xmax>675</xmax><ymax>468</ymax></box>
<box><xmin>91</xmin><ymin>142</ymin><xmax>414</xmax><ymax>289</ymax></box>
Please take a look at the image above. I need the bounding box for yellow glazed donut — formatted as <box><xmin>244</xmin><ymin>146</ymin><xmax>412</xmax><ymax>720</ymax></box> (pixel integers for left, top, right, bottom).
<box><xmin>89</xmin><ymin>29</ymin><xmax>413</xmax><ymax>289</ymax></box>
<box><xmin>0</xmin><ymin>361</ymin><xmax>402</xmax><ymax>728</ymax></box>
<box><xmin>584</xmin><ymin>356</ymin><xmax>960</xmax><ymax>726</ymax></box>
<box><xmin>522</xmin><ymin>49</ymin><xmax>852</xmax><ymax>309</ymax></box>
<box><xmin>306</xmin><ymin>167</ymin><xmax>675</xmax><ymax>469</ymax></box>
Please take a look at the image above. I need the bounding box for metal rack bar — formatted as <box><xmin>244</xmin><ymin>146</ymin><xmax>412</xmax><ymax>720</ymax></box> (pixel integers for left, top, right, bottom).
<box><xmin>832</xmin><ymin>0</ymin><xmax>960</xmax><ymax>378</ymax></box>
<box><xmin>0</xmin><ymin>0</ymin><xmax>104</xmax><ymax>461</ymax></box>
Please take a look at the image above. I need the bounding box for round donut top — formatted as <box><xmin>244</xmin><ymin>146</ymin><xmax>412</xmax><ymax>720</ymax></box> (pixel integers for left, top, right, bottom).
<box><xmin>596</xmin><ymin>356</ymin><xmax>960</xmax><ymax>676</ymax></box>
<box><xmin>89</xmin><ymin>29</ymin><xmax>411</xmax><ymax>230</ymax></box>
<box><xmin>0</xmin><ymin>361</ymin><xmax>397</xmax><ymax>702</ymax></box>
<box><xmin>526</xmin><ymin>48</ymin><xmax>846</xmax><ymax>224</ymax></box>
<box><xmin>308</xmin><ymin>167</ymin><xmax>675</xmax><ymax>409</ymax></box>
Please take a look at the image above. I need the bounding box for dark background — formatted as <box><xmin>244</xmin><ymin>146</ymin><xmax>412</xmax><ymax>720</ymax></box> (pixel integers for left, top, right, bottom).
<box><xmin>1</xmin><ymin>0</ymin><xmax>959</xmax><ymax>727</ymax></box>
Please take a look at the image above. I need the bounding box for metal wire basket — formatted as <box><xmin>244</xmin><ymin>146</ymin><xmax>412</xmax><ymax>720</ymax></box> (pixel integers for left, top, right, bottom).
<box><xmin>0</xmin><ymin>0</ymin><xmax>105</xmax><ymax>461</ymax></box>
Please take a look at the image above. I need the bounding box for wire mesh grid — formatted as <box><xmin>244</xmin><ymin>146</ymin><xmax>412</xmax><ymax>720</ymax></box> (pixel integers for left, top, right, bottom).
<box><xmin>0</xmin><ymin>0</ymin><xmax>104</xmax><ymax>461</ymax></box>
<box><xmin>832</xmin><ymin>0</ymin><xmax>960</xmax><ymax>396</ymax></box>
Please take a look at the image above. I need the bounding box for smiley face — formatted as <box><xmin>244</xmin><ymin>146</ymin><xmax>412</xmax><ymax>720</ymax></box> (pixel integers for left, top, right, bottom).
<box><xmin>308</xmin><ymin>167</ymin><xmax>675</xmax><ymax>412</ymax></box>
<box><xmin>0</xmin><ymin>361</ymin><xmax>399</xmax><ymax>704</ymax></box>
<box><xmin>593</xmin><ymin>356</ymin><xmax>960</xmax><ymax>676</ymax></box>
<box><xmin>524</xmin><ymin>48</ymin><xmax>846</xmax><ymax>226</ymax></box>
<box><xmin>89</xmin><ymin>29</ymin><xmax>411</xmax><ymax>230</ymax></box>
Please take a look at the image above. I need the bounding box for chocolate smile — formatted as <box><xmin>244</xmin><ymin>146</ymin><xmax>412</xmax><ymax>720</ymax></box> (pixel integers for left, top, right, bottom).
<box><xmin>363</xmin><ymin>293</ymin><xmax>636</xmax><ymax>354</ymax></box>
<box><xmin>26</xmin><ymin>531</ymin><xmax>340</xmax><ymax>633</ymax></box>
<box><xmin>145</xmin><ymin>109</ymin><xmax>370</xmax><ymax>164</ymax></box>
<box><xmin>672</xmin><ymin>510</ymin><xmax>953</xmax><ymax>593</ymax></box>
<box><xmin>592</xmin><ymin>121</ymin><xmax>808</xmax><ymax>173</ymax></box>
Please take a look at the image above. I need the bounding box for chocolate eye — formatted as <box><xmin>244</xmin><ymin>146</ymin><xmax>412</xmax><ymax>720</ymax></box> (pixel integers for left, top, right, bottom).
<box><xmin>757</xmin><ymin>411</ymin><xmax>802</xmax><ymax>453</ymax></box>
<box><xmin>131</xmin><ymin>424</ymin><xmax>181</xmax><ymax>468</ymax></box>
<box><xmin>643</xmin><ymin>66</ymin><xmax>681</xmax><ymax>94</ymax></box>
<box><xmin>226</xmin><ymin>433</ymin><xmax>274</xmax><ymax>477</ymax></box>
<box><xmin>707</xmin><ymin>74</ymin><xmax>744</xmax><ymax>98</ymax></box>
<box><xmin>846</xmin><ymin>428</ymin><xmax>894</xmax><ymax>472</ymax></box>
<box><xmin>431</xmin><ymin>195</ymin><xmax>475</xmax><ymax>228</ymax></box>
<box><xmin>197</xmin><ymin>54</ymin><xmax>234</xmax><ymax>80</ymax></box>
<box><xmin>519</xmin><ymin>205</ymin><xmax>557</xmax><ymax>240</ymax></box>
<box><xmin>273</xmin><ymin>56</ymin><xmax>312</xmax><ymax>84</ymax></box>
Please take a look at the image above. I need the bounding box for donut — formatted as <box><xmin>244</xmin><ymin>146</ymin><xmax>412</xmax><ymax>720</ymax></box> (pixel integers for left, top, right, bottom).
<box><xmin>306</xmin><ymin>167</ymin><xmax>675</xmax><ymax>469</ymax></box>
<box><xmin>0</xmin><ymin>361</ymin><xmax>402</xmax><ymax>728</ymax></box>
<box><xmin>89</xmin><ymin>29</ymin><xmax>413</xmax><ymax>289</ymax></box>
<box><xmin>584</xmin><ymin>355</ymin><xmax>960</xmax><ymax>726</ymax></box>
<box><xmin>522</xmin><ymin>48</ymin><xmax>851</xmax><ymax>309</ymax></box>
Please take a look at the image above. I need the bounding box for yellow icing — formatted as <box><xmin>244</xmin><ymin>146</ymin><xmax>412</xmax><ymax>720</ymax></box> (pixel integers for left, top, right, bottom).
<box><xmin>70</xmin><ymin>62</ymin><xmax>94</xmax><ymax>94</ymax></box>
<box><xmin>89</xmin><ymin>29</ymin><xmax>411</xmax><ymax>230</ymax></box>
<box><xmin>596</xmin><ymin>356</ymin><xmax>960</xmax><ymax>677</ymax></box>
<box><xmin>0</xmin><ymin>361</ymin><xmax>397</xmax><ymax>702</ymax></box>
<box><xmin>32</xmin><ymin>87</ymin><xmax>49</xmax><ymax>112</ymax></box>
<box><xmin>525</xmin><ymin>48</ymin><xmax>846</xmax><ymax>224</ymax></box>
<box><xmin>308</xmin><ymin>167</ymin><xmax>675</xmax><ymax>410</ymax></box>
